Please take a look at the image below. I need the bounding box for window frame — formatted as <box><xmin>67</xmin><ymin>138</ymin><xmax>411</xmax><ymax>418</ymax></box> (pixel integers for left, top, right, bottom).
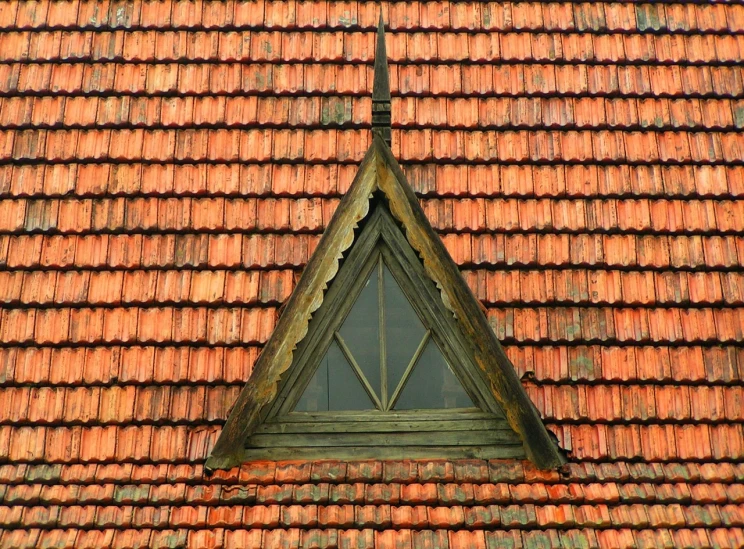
<box><xmin>269</xmin><ymin>204</ymin><xmax>499</xmax><ymax>418</ymax></box>
<box><xmin>241</xmin><ymin>203</ymin><xmax>526</xmax><ymax>460</ymax></box>
<box><xmin>206</xmin><ymin>138</ymin><xmax>567</xmax><ymax>471</ymax></box>
<box><xmin>293</xmin><ymin>252</ymin><xmax>477</xmax><ymax>414</ymax></box>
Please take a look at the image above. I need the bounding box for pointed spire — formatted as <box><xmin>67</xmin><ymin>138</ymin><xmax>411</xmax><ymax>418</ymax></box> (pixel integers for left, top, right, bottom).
<box><xmin>372</xmin><ymin>13</ymin><xmax>392</xmax><ymax>146</ymax></box>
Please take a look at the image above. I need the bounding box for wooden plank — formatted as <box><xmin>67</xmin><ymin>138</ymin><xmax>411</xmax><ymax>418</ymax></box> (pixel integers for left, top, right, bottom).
<box><xmin>246</xmin><ymin>430</ymin><xmax>522</xmax><ymax>448</ymax></box>
<box><xmin>256</xmin><ymin>418</ymin><xmax>512</xmax><ymax>435</ymax></box>
<box><xmin>275</xmin><ymin>409</ymin><xmax>492</xmax><ymax>423</ymax></box>
<box><xmin>242</xmin><ymin>445</ymin><xmax>526</xmax><ymax>461</ymax></box>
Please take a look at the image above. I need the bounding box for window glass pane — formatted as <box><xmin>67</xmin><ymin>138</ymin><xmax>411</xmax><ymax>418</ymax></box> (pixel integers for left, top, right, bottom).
<box><xmin>394</xmin><ymin>339</ymin><xmax>474</xmax><ymax>410</ymax></box>
<box><xmin>338</xmin><ymin>267</ymin><xmax>381</xmax><ymax>397</ymax></box>
<box><xmin>295</xmin><ymin>340</ymin><xmax>375</xmax><ymax>411</ymax></box>
<box><xmin>383</xmin><ymin>264</ymin><xmax>427</xmax><ymax>392</ymax></box>
<box><xmin>294</xmin><ymin>354</ymin><xmax>329</xmax><ymax>412</ymax></box>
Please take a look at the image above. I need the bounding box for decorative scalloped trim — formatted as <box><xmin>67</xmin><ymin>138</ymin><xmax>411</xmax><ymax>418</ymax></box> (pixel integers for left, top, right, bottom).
<box><xmin>384</xmin><ymin>180</ymin><xmax>459</xmax><ymax>322</ymax></box>
<box><xmin>263</xmin><ymin>176</ymin><xmax>376</xmax><ymax>396</ymax></box>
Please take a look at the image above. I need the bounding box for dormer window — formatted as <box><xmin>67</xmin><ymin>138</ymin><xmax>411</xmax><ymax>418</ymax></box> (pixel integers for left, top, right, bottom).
<box><xmin>205</xmin><ymin>16</ymin><xmax>565</xmax><ymax>471</ymax></box>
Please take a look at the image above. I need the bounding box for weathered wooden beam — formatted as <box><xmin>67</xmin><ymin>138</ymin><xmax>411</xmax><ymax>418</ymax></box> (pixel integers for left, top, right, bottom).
<box><xmin>242</xmin><ymin>445</ymin><xmax>525</xmax><ymax>461</ymax></box>
<box><xmin>247</xmin><ymin>430</ymin><xmax>519</xmax><ymax>448</ymax></box>
<box><xmin>274</xmin><ymin>409</ymin><xmax>493</xmax><ymax>423</ymax></box>
<box><xmin>255</xmin><ymin>417</ymin><xmax>512</xmax><ymax>434</ymax></box>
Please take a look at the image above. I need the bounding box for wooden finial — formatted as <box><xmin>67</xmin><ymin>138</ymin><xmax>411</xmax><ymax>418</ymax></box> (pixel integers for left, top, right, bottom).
<box><xmin>372</xmin><ymin>13</ymin><xmax>391</xmax><ymax>146</ymax></box>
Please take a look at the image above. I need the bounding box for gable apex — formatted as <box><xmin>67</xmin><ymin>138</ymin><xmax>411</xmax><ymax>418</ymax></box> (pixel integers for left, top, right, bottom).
<box><xmin>206</xmin><ymin>137</ymin><xmax>566</xmax><ymax>471</ymax></box>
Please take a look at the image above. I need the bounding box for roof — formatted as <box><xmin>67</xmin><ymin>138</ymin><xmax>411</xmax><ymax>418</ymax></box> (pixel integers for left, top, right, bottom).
<box><xmin>1</xmin><ymin>0</ymin><xmax>743</xmax><ymax>547</ymax></box>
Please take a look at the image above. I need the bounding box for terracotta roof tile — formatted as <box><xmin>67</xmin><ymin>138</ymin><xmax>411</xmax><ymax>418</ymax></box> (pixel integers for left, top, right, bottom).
<box><xmin>1</xmin><ymin>0</ymin><xmax>743</xmax><ymax>542</ymax></box>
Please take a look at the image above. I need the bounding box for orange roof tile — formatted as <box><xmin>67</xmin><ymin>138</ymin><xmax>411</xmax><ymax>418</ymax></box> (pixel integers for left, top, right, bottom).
<box><xmin>0</xmin><ymin>0</ymin><xmax>743</xmax><ymax>545</ymax></box>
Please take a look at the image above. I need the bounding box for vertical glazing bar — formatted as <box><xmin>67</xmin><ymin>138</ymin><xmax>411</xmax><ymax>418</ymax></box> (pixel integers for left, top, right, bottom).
<box><xmin>378</xmin><ymin>255</ymin><xmax>388</xmax><ymax>409</ymax></box>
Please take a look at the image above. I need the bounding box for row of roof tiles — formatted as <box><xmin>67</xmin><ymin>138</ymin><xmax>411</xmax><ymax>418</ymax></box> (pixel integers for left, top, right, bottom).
<box><xmin>1</xmin><ymin>423</ymin><xmax>218</xmax><ymax>463</ymax></box>
<box><xmin>487</xmin><ymin>306</ymin><xmax>744</xmax><ymax>344</ymax></box>
<box><xmin>429</xmin><ymin>198</ymin><xmax>743</xmax><ymax>233</ymax></box>
<box><xmin>2</xmin><ymin>268</ymin><xmax>741</xmax><ymax>307</ymax></box>
<box><xmin>1</xmin><ymin>96</ymin><xmax>367</xmax><ymax>129</ymax></box>
<box><xmin>3</xmin><ymin>30</ymin><xmax>744</xmax><ymax>64</ymax></box>
<box><xmin>0</xmin><ymin>306</ymin><xmax>275</xmax><ymax>345</ymax></box>
<box><xmin>0</xmin><ymin>233</ymin><xmax>318</xmax><ymax>269</ymax></box>
<box><xmin>466</xmin><ymin>270</ymin><xmax>744</xmax><ymax>306</ymax></box>
<box><xmin>2</xmin><ymin>503</ymin><xmax>743</xmax><ymax>531</ymax></box>
<box><xmin>3</xmin><ymin>460</ymin><xmax>743</xmax><ymax>486</ymax></box>
<box><xmin>0</xmin><ymin>385</ymin><xmax>239</xmax><ymax>425</ymax></box>
<box><xmin>2</xmin><ymin>528</ymin><xmax>154</xmax><ymax>549</ymax></box>
<box><xmin>2</xmin><ymin>233</ymin><xmax>742</xmax><ymax>269</ymax></box>
<box><xmin>1</xmin><ymin>423</ymin><xmax>743</xmax><ymax>462</ymax></box>
<box><xmin>0</xmin><ymin>346</ymin><xmax>256</xmax><ymax>386</ymax></box>
<box><xmin>441</xmin><ymin>233</ymin><xmax>744</xmax><ymax>269</ymax></box>
<box><xmin>557</xmin><ymin>423</ymin><xmax>744</xmax><ymax>462</ymax></box>
<box><xmin>3</xmin><ymin>480</ymin><xmax>743</xmax><ymax>507</ymax></box>
<box><xmin>4</xmin><ymin>127</ymin><xmax>364</xmax><ymax>162</ymax></box>
<box><xmin>511</xmin><ymin>346</ymin><xmax>742</xmax><ymax>385</ymax></box>
<box><xmin>4</xmin><ymin>128</ymin><xmax>744</xmax><ymax>163</ymax></box>
<box><xmin>1</xmin><ymin>383</ymin><xmax>742</xmax><ymax>425</ymax></box>
<box><xmin>526</xmin><ymin>384</ymin><xmax>744</xmax><ymax>423</ymax></box>
<box><xmin>1</xmin><ymin>305</ymin><xmax>742</xmax><ymax>345</ymax></box>
<box><xmin>2</xmin><ymin>527</ymin><xmax>743</xmax><ymax>549</ymax></box>
<box><xmin>3</xmin><ymin>163</ymin><xmax>742</xmax><ymax>198</ymax></box>
<box><xmin>2</xmin><ymin>345</ymin><xmax>740</xmax><ymax>386</ymax></box>
<box><xmin>3</xmin><ymin>96</ymin><xmax>744</xmax><ymax>132</ymax></box>
<box><xmin>3</xmin><ymin>0</ymin><xmax>743</xmax><ymax>34</ymax></box>
<box><xmin>3</xmin><ymin>197</ymin><xmax>744</xmax><ymax>234</ymax></box>
<box><xmin>2</xmin><ymin>63</ymin><xmax>742</xmax><ymax>97</ymax></box>
<box><xmin>0</xmin><ymin>269</ymin><xmax>294</xmax><ymax>306</ymax></box>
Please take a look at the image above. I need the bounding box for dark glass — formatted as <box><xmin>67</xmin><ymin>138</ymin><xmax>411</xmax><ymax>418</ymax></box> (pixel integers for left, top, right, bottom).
<box><xmin>394</xmin><ymin>339</ymin><xmax>474</xmax><ymax>410</ymax></box>
<box><xmin>338</xmin><ymin>268</ymin><xmax>381</xmax><ymax>397</ymax></box>
<box><xmin>383</xmin><ymin>264</ymin><xmax>427</xmax><ymax>393</ymax></box>
<box><xmin>295</xmin><ymin>340</ymin><xmax>375</xmax><ymax>412</ymax></box>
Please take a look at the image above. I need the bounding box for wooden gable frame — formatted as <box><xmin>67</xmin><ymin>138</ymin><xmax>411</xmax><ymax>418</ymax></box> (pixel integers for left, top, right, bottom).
<box><xmin>233</xmin><ymin>200</ymin><xmax>526</xmax><ymax>461</ymax></box>
<box><xmin>206</xmin><ymin>136</ymin><xmax>566</xmax><ymax>470</ymax></box>
<box><xmin>205</xmin><ymin>15</ymin><xmax>565</xmax><ymax>471</ymax></box>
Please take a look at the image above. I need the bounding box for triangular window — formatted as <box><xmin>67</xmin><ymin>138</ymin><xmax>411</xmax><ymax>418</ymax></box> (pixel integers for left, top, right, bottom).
<box><xmin>293</xmin><ymin>258</ymin><xmax>474</xmax><ymax>413</ymax></box>
<box><xmin>206</xmin><ymin>144</ymin><xmax>566</xmax><ymax>468</ymax></box>
<box><xmin>233</xmin><ymin>204</ymin><xmax>529</xmax><ymax>460</ymax></box>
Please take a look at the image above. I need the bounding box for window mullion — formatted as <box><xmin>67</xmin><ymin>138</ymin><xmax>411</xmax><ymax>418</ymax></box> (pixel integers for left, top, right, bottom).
<box><xmin>334</xmin><ymin>332</ymin><xmax>384</xmax><ymax>411</ymax></box>
<box><xmin>378</xmin><ymin>255</ymin><xmax>388</xmax><ymax>410</ymax></box>
<box><xmin>387</xmin><ymin>329</ymin><xmax>431</xmax><ymax>410</ymax></box>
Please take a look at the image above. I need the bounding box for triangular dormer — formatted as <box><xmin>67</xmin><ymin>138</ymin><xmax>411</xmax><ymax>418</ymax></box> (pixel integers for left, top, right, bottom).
<box><xmin>206</xmin><ymin>17</ymin><xmax>565</xmax><ymax>471</ymax></box>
